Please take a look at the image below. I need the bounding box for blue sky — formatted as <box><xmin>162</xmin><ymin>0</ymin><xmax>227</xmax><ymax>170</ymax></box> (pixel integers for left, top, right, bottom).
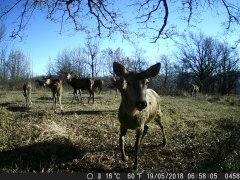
<box><xmin>1</xmin><ymin>1</ymin><xmax>239</xmax><ymax>76</ymax></box>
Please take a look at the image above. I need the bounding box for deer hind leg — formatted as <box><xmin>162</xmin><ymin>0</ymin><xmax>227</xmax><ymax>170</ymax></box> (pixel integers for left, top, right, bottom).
<box><xmin>88</xmin><ymin>89</ymin><xmax>94</xmax><ymax>103</ymax></box>
<box><xmin>25</xmin><ymin>96</ymin><xmax>28</xmax><ymax>107</ymax></box>
<box><xmin>58</xmin><ymin>94</ymin><xmax>63</xmax><ymax>113</ymax></box>
<box><xmin>29</xmin><ymin>93</ymin><xmax>32</xmax><ymax>106</ymax></box>
<box><xmin>119</xmin><ymin>126</ymin><xmax>128</xmax><ymax>162</ymax></box>
<box><xmin>52</xmin><ymin>94</ymin><xmax>57</xmax><ymax>113</ymax></box>
<box><xmin>71</xmin><ymin>89</ymin><xmax>77</xmax><ymax>103</ymax></box>
<box><xmin>155</xmin><ymin>111</ymin><xmax>166</xmax><ymax>147</ymax></box>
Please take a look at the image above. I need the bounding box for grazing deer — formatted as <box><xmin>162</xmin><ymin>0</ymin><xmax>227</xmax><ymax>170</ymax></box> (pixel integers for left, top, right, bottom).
<box><xmin>191</xmin><ymin>84</ymin><xmax>200</xmax><ymax>97</ymax></box>
<box><xmin>66</xmin><ymin>72</ymin><xmax>95</xmax><ymax>103</ymax></box>
<box><xmin>43</xmin><ymin>76</ymin><xmax>63</xmax><ymax>113</ymax></box>
<box><xmin>93</xmin><ymin>79</ymin><xmax>104</xmax><ymax>94</ymax></box>
<box><xmin>113</xmin><ymin>62</ymin><xmax>166</xmax><ymax>170</ymax></box>
<box><xmin>109</xmin><ymin>77</ymin><xmax>121</xmax><ymax>98</ymax></box>
<box><xmin>23</xmin><ymin>82</ymin><xmax>32</xmax><ymax>107</ymax></box>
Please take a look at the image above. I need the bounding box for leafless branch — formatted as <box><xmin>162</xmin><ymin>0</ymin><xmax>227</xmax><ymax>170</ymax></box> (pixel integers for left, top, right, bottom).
<box><xmin>151</xmin><ymin>0</ymin><xmax>168</xmax><ymax>43</ymax></box>
<box><xmin>221</xmin><ymin>0</ymin><xmax>239</xmax><ymax>30</ymax></box>
<box><xmin>0</xmin><ymin>0</ymin><xmax>23</xmax><ymax>19</ymax></box>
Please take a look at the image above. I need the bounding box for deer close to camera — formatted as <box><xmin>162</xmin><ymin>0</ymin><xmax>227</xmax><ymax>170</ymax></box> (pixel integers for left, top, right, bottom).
<box><xmin>43</xmin><ymin>76</ymin><xmax>63</xmax><ymax>113</ymax></box>
<box><xmin>66</xmin><ymin>72</ymin><xmax>95</xmax><ymax>103</ymax></box>
<box><xmin>191</xmin><ymin>84</ymin><xmax>200</xmax><ymax>97</ymax></box>
<box><xmin>113</xmin><ymin>62</ymin><xmax>166</xmax><ymax>170</ymax></box>
<box><xmin>23</xmin><ymin>82</ymin><xmax>32</xmax><ymax>107</ymax></box>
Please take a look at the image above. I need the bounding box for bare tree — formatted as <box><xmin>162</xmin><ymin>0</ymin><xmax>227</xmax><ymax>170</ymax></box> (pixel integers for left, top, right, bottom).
<box><xmin>177</xmin><ymin>32</ymin><xmax>221</xmax><ymax>93</ymax></box>
<box><xmin>217</xmin><ymin>42</ymin><xmax>239</xmax><ymax>94</ymax></box>
<box><xmin>131</xmin><ymin>46</ymin><xmax>148</xmax><ymax>72</ymax></box>
<box><xmin>0</xmin><ymin>23</ymin><xmax>8</xmax><ymax>81</ymax></box>
<box><xmin>159</xmin><ymin>55</ymin><xmax>173</xmax><ymax>90</ymax></box>
<box><xmin>5</xmin><ymin>49</ymin><xmax>31</xmax><ymax>80</ymax></box>
<box><xmin>0</xmin><ymin>1</ymin><xmax>239</xmax><ymax>43</ymax></box>
<box><xmin>84</xmin><ymin>36</ymin><xmax>100</xmax><ymax>78</ymax></box>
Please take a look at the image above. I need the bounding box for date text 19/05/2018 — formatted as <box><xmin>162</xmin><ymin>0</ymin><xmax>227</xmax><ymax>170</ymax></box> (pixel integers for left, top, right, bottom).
<box><xmin>87</xmin><ymin>173</ymin><xmax>240</xmax><ymax>180</ymax></box>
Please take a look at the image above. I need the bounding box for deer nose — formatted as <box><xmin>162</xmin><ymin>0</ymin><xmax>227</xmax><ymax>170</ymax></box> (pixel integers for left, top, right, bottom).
<box><xmin>136</xmin><ymin>101</ymin><xmax>147</xmax><ymax>110</ymax></box>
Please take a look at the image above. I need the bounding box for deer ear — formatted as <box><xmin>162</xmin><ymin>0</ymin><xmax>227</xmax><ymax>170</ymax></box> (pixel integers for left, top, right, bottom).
<box><xmin>113</xmin><ymin>62</ymin><xmax>127</xmax><ymax>77</ymax></box>
<box><xmin>144</xmin><ymin>63</ymin><xmax>161</xmax><ymax>78</ymax></box>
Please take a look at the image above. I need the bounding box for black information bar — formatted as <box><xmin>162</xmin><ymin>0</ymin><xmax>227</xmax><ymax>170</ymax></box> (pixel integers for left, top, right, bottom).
<box><xmin>1</xmin><ymin>172</ymin><xmax>239</xmax><ymax>180</ymax></box>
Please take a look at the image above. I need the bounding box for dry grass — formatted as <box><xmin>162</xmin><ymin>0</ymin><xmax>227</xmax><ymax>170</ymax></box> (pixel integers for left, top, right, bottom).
<box><xmin>0</xmin><ymin>90</ymin><xmax>240</xmax><ymax>172</ymax></box>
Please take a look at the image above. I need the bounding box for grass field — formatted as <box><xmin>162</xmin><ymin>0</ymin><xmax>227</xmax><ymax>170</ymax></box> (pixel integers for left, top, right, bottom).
<box><xmin>0</xmin><ymin>89</ymin><xmax>240</xmax><ymax>172</ymax></box>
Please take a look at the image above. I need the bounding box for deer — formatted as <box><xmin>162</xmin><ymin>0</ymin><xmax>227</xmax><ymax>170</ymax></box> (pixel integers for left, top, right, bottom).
<box><xmin>113</xmin><ymin>62</ymin><xmax>166</xmax><ymax>170</ymax></box>
<box><xmin>35</xmin><ymin>79</ymin><xmax>45</xmax><ymax>89</ymax></box>
<box><xmin>66</xmin><ymin>72</ymin><xmax>95</xmax><ymax>103</ymax></box>
<box><xmin>109</xmin><ymin>77</ymin><xmax>121</xmax><ymax>98</ymax></box>
<box><xmin>191</xmin><ymin>84</ymin><xmax>200</xmax><ymax>97</ymax></box>
<box><xmin>42</xmin><ymin>76</ymin><xmax>63</xmax><ymax>113</ymax></box>
<box><xmin>23</xmin><ymin>82</ymin><xmax>32</xmax><ymax>107</ymax></box>
<box><xmin>92</xmin><ymin>79</ymin><xmax>104</xmax><ymax>94</ymax></box>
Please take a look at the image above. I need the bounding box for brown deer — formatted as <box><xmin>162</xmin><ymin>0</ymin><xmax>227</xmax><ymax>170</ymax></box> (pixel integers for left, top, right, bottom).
<box><xmin>113</xmin><ymin>62</ymin><xmax>166</xmax><ymax>170</ymax></box>
<box><xmin>66</xmin><ymin>73</ymin><xmax>95</xmax><ymax>103</ymax></box>
<box><xmin>92</xmin><ymin>79</ymin><xmax>104</xmax><ymax>94</ymax></box>
<box><xmin>35</xmin><ymin>79</ymin><xmax>45</xmax><ymax>89</ymax></box>
<box><xmin>109</xmin><ymin>77</ymin><xmax>121</xmax><ymax>98</ymax></box>
<box><xmin>43</xmin><ymin>76</ymin><xmax>63</xmax><ymax>113</ymax></box>
<box><xmin>191</xmin><ymin>84</ymin><xmax>200</xmax><ymax>97</ymax></box>
<box><xmin>23</xmin><ymin>82</ymin><xmax>32</xmax><ymax>107</ymax></box>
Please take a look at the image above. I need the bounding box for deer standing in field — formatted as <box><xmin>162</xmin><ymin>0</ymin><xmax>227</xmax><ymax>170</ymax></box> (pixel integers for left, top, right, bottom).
<box><xmin>35</xmin><ymin>79</ymin><xmax>45</xmax><ymax>89</ymax></box>
<box><xmin>109</xmin><ymin>77</ymin><xmax>121</xmax><ymax>98</ymax></box>
<box><xmin>23</xmin><ymin>82</ymin><xmax>32</xmax><ymax>107</ymax></box>
<box><xmin>191</xmin><ymin>84</ymin><xmax>200</xmax><ymax>97</ymax></box>
<box><xmin>92</xmin><ymin>79</ymin><xmax>104</xmax><ymax>94</ymax></box>
<box><xmin>43</xmin><ymin>76</ymin><xmax>63</xmax><ymax>113</ymax></box>
<box><xmin>113</xmin><ymin>62</ymin><xmax>166</xmax><ymax>170</ymax></box>
<box><xmin>66</xmin><ymin>72</ymin><xmax>95</xmax><ymax>103</ymax></box>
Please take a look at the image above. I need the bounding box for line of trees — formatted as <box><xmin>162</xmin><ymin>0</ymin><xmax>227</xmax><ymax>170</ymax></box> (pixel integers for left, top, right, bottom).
<box><xmin>1</xmin><ymin>24</ymin><xmax>239</xmax><ymax>94</ymax></box>
<box><xmin>44</xmin><ymin>32</ymin><xmax>239</xmax><ymax>95</ymax></box>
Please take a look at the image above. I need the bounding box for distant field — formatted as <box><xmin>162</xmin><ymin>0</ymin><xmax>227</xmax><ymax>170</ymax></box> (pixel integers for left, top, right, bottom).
<box><xmin>0</xmin><ymin>89</ymin><xmax>240</xmax><ymax>172</ymax></box>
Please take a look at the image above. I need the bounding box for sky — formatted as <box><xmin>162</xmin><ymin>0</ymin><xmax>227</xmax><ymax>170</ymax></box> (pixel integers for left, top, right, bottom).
<box><xmin>1</xmin><ymin>0</ymin><xmax>239</xmax><ymax>76</ymax></box>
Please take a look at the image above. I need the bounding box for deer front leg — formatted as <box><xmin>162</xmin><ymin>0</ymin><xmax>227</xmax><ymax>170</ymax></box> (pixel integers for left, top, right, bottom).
<box><xmin>119</xmin><ymin>126</ymin><xmax>128</xmax><ymax>161</ymax></box>
<box><xmin>134</xmin><ymin>126</ymin><xmax>144</xmax><ymax>170</ymax></box>
<box><xmin>140</xmin><ymin>125</ymin><xmax>149</xmax><ymax>147</ymax></box>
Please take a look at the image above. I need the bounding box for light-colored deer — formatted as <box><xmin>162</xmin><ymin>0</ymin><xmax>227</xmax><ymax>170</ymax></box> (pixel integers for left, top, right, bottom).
<box><xmin>43</xmin><ymin>76</ymin><xmax>63</xmax><ymax>113</ymax></box>
<box><xmin>23</xmin><ymin>82</ymin><xmax>32</xmax><ymax>107</ymax></box>
<box><xmin>113</xmin><ymin>62</ymin><xmax>166</xmax><ymax>170</ymax></box>
<box><xmin>191</xmin><ymin>84</ymin><xmax>199</xmax><ymax>97</ymax></box>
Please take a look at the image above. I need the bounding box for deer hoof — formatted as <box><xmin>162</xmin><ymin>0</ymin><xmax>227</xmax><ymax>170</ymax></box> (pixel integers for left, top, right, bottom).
<box><xmin>122</xmin><ymin>156</ymin><xmax>128</xmax><ymax>161</ymax></box>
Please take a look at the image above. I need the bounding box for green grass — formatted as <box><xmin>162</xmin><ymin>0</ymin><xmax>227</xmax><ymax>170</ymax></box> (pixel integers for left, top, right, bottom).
<box><xmin>0</xmin><ymin>90</ymin><xmax>240</xmax><ymax>172</ymax></box>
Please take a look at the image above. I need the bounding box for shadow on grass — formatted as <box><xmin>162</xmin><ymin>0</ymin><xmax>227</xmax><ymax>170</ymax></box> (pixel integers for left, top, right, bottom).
<box><xmin>0</xmin><ymin>137</ymin><xmax>85</xmax><ymax>172</ymax></box>
<box><xmin>196</xmin><ymin>118</ymin><xmax>240</xmax><ymax>172</ymax></box>
<box><xmin>36</xmin><ymin>97</ymin><xmax>52</xmax><ymax>101</ymax></box>
<box><xmin>0</xmin><ymin>137</ymin><xmax>133</xmax><ymax>172</ymax></box>
<box><xmin>0</xmin><ymin>102</ymin><xmax>30</xmax><ymax>112</ymax></box>
<box><xmin>63</xmin><ymin>109</ymin><xmax>117</xmax><ymax>116</ymax></box>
